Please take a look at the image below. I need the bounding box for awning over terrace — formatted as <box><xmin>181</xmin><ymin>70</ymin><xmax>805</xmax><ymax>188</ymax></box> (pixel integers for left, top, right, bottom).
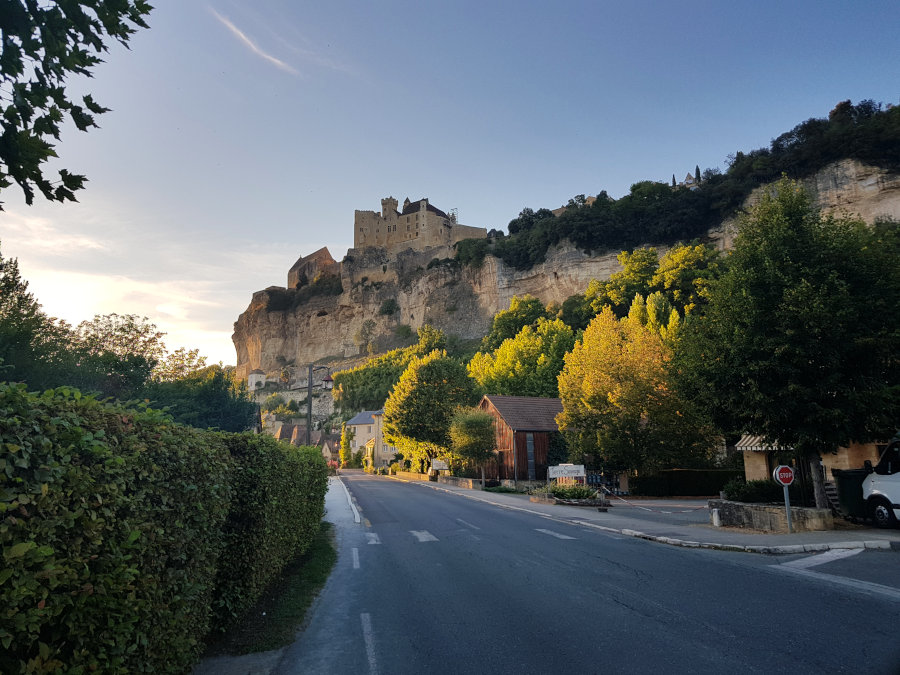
<box><xmin>735</xmin><ymin>435</ymin><xmax>792</xmax><ymax>453</ymax></box>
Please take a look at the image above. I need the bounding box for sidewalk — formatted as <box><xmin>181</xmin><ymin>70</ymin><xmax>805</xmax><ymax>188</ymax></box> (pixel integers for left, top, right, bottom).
<box><xmin>385</xmin><ymin>475</ymin><xmax>900</xmax><ymax>554</ymax></box>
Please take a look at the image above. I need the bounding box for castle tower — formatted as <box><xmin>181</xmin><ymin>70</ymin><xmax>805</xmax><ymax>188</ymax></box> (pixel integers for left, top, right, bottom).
<box><xmin>381</xmin><ymin>197</ymin><xmax>398</xmax><ymax>218</ymax></box>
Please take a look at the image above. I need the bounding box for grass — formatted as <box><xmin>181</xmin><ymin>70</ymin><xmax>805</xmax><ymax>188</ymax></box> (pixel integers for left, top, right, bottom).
<box><xmin>204</xmin><ymin>521</ymin><xmax>337</xmax><ymax>656</ymax></box>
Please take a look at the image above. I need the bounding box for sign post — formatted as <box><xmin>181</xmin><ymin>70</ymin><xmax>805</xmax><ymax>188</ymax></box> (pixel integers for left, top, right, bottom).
<box><xmin>773</xmin><ymin>465</ymin><xmax>795</xmax><ymax>533</ymax></box>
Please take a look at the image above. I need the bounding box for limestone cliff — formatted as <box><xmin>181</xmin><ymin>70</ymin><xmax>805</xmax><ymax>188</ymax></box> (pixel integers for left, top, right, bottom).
<box><xmin>233</xmin><ymin>160</ymin><xmax>900</xmax><ymax>378</ymax></box>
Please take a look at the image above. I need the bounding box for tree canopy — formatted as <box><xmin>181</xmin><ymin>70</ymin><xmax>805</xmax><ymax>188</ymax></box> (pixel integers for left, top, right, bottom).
<box><xmin>468</xmin><ymin>317</ymin><xmax>574</xmax><ymax>397</ymax></box>
<box><xmin>557</xmin><ymin>307</ymin><xmax>713</xmax><ymax>473</ymax></box>
<box><xmin>480</xmin><ymin>294</ymin><xmax>548</xmax><ymax>352</ymax></box>
<box><xmin>382</xmin><ymin>350</ymin><xmax>477</xmax><ymax>470</ymax></box>
<box><xmin>0</xmin><ymin>0</ymin><xmax>152</xmax><ymax>207</ymax></box>
<box><xmin>675</xmin><ymin>179</ymin><xmax>900</xmax><ymax>466</ymax></box>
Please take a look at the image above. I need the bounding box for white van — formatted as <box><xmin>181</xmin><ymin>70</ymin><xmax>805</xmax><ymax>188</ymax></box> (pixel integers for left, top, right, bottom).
<box><xmin>863</xmin><ymin>439</ymin><xmax>900</xmax><ymax>528</ymax></box>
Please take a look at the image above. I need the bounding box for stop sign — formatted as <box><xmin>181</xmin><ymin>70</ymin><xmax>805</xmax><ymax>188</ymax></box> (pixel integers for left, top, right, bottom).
<box><xmin>773</xmin><ymin>465</ymin><xmax>795</xmax><ymax>486</ymax></box>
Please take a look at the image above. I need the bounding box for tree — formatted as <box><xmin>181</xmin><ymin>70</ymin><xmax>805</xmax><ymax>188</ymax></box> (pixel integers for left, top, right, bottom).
<box><xmin>480</xmin><ymin>294</ymin><xmax>547</xmax><ymax>351</ymax></box>
<box><xmin>589</xmin><ymin>248</ymin><xmax>659</xmax><ymax>316</ymax></box>
<box><xmin>383</xmin><ymin>350</ymin><xmax>477</xmax><ymax>471</ymax></box>
<box><xmin>0</xmin><ymin>1</ymin><xmax>152</xmax><ymax>207</ymax></box>
<box><xmin>152</xmin><ymin>347</ymin><xmax>207</xmax><ymax>381</ymax></box>
<box><xmin>675</xmin><ymin>178</ymin><xmax>900</xmax><ymax>507</ymax></box>
<box><xmin>468</xmin><ymin>318</ymin><xmax>575</xmax><ymax>397</ymax></box>
<box><xmin>140</xmin><ymin>365</ymin><xmax>256</xmax><ymax>432</ymax></box>
<box><xmin>450</xmin><ymin>408</ymin><xmax>496</xmax><ymax>487</ymax></box>
<box><xmin>353</xmin><ymin>319</ymin><xmax>376</xmax><ymax>354</ymax></box>
<box><xmin>695</xmin><ymin>165</ymin><xmax>701</xmax><ymax>184</ymax></box>
<box><xmin>557</xmin><ymin>307</ymin><xmax>713</xmax><ymax>473</ymax></box>
<box><xmin>339</xmin><ymin>422</ymin><xmax>354</xmax><ymax>468</ymax></box>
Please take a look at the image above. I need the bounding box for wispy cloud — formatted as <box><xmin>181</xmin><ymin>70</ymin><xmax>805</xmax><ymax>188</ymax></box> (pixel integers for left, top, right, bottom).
<box><xmin>209</xmin><ymin>8</ymin><xmax>300</xmax><ymax>76</ymax></box>
<box><xmin>2</xmin><ymin>212</ymin><xmax>108</xmax><ymax>255</ymax></box>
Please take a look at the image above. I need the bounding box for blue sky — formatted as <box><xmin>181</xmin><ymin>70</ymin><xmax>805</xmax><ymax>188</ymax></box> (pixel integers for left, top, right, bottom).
<box><xmin>2</xmin><ymin>0</ymin><xmax>898</xmax><ymax>365</ymax></box>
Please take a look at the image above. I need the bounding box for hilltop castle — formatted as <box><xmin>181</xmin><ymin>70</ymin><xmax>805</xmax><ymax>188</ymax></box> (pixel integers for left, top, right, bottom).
<box><xmin>354</xmin><ymin>196</ymin><xmax>487</xmax><ymax>255</ymax></box>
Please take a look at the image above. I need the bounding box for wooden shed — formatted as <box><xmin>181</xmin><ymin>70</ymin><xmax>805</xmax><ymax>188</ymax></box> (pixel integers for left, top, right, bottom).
<box><xmin>478</xmin><ymin>395</ymin><xmax>563</xmax><ymax>482</ymax></box>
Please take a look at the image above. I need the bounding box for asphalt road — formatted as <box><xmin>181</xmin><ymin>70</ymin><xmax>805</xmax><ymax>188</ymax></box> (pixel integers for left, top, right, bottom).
<box><xmin>277</xmin><ymin>474</ymin><xmax>900</xmax><ymax>675</ymax></box>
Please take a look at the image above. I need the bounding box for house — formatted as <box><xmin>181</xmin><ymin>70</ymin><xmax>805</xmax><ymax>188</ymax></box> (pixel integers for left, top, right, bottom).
<box><xmin>478</xmin><ymin>395</ymin><xmax>563</xmax><ymax>482</ymax></box>
<box><xmin>345</xmin><ymin>409</ymin><xmax>397</xmax><ymax>467</ymax></box>
<box><xmin>738</xmin><ymin>435</ymin><xmax>886</xmax><ymax>482</ymax></box>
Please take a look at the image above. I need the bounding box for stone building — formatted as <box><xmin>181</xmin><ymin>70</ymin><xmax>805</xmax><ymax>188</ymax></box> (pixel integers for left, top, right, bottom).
<box><xmin>354</xmin><ymin>196</ymin><xmax>487</xmax><ymax>255</ymax></box>
<box><xmin>287</xmin><ymin>246</ymin><xmax>340</xmax><ymax>289</ymax></box>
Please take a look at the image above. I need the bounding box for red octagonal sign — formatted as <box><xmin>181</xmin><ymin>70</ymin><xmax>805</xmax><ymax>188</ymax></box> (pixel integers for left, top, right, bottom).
<box><xmin>773</xmin><ymin>465</ymin><xmax>795</xmax><ymax>486</ymax></box>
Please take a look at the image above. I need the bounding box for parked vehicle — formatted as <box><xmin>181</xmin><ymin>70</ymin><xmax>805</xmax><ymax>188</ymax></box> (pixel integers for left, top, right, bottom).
<box><xmin>863</xmin><ymin>438</ymin><xmax>900</xmax><ymax>528</ymax></box>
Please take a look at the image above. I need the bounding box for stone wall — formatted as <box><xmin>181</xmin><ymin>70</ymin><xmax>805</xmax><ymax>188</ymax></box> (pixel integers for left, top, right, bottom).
<box><xmin>708</xmin><ymin>499</ymin><xmax>833</xmax><ymax>532</ymax></box>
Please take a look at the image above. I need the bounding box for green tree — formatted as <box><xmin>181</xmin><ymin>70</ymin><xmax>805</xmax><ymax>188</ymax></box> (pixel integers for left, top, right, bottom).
<box><xmin>0</xmin><ymin>243</ymin><xmax>72</xmax><ymax>387</ymax></box>
<box><xmin>675</xmin><ymin>178</ymin><xmax>900</xmax><ymax>507</ymax></box>
<box><xmin>152</xmin><ymin>347</ymin><xmax>207</xmax><ymax>381</ymax></box>
<box><xmin>557</xmin><ymin>307</ymin><xmax>713</xmax><ymax>473</ymax></box>
<box><xmin>589</xmin><ymin>248</ymin><xmax>659</xmax><ymax>316</ymax></box>
<box><xmin>140</xmin><ymin>365</ymin><xmax>257</xmax><ymax>431</ymax></box>
<box><xmin>263</xmin><ymin>392</ymin><xmax>286</xmax><ymax>412</ymax></box>
<box><xmin>0</xmin><ymin>0</ymin><xmax>152</xmax><ymax>207</ymax></box>
<box><xmin>650</xmin><ymin>243</ymin><xmax>722</xmax><ymax>315</ymax></box>
<box><xmin>339</xmin><ymin>422</ymin><xmax>354</xmax><ymax>468</ymax></box>
<box><xmin>383</xmin><ymin>350</ymin><xmax>477</xmax><ymax>471</ymax></box>
<box><xmin>481</xmin><ymin>294</ymin><xmax>548</xmax><ymax>351</ymax></box>
<box><xmin>468</xmin><ymin>318</ymin><xmax>575</xmax><ymax>397</ymax></box>
<box><xmin>450</xmin><ymin>407</ymin><xmax>496</xmax><ymax>487</ymax></box>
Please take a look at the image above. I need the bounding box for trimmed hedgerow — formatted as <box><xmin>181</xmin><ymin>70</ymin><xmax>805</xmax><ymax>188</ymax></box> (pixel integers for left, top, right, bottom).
<box><xmin>0</xmin><ymin>384</ymin><xmax>232</xmax><ymax>673</ymax></box>
<box><xmin>211</xmin><ymin>434</ymin><xmax>327</xmax><ymax>628</ymax></box>
<box><xmin>0</xmin><ymin>383</ymin><xmax>328</xmax><ymax>674</ymax></box>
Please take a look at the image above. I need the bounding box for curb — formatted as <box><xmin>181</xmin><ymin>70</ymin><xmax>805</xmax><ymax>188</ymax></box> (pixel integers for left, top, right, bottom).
<box><xmin>381</xmin><ymin>474</ymin><xmax>900</xmax><ymax>555</ymax></box>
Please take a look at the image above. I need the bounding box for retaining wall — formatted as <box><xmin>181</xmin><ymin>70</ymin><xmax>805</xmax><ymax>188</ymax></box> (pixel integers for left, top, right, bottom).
<box><xmin>708</xmin><ymin>499</ymin><xmax>833</xmax><ymax>532</ymax></box>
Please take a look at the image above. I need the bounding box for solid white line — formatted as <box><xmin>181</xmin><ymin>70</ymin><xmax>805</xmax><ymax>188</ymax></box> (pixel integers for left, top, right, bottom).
<box><xmin>410</xmin><ymin>530</ymin><xmax>438</xmax><ymax>542</ymax></box>
<box><xmin>352</xmin><ymin>547</ymin><xmax>360</xmax><ymax>569</ymax></box>
<box><xmin>456</xmin><ymin>518</ymin><xmax>481</xmax><ymax>530</ymax></box>
<box><xmin>780</xmin><ymin>548</ymin><xmax>863</xmax><ymax>569</ymax></box>
<box><xmin>365</xmin><ymin>533</ymin><xmax>381</xmax><ymax>545</ymax></box>
<box><xmin>770</xmin><ymin>565</ymin><xmax>900</xmax><ymax>601</ymax></box>
<box><xmin>337</xmin><ymin>477</ymin><xmax>361</xmax><ymax>523</ymax></box>
<box><xmin>360</xmin><ymin>612</ymin><xmax>378</xmax><ymax>674</ymax></box>
<box><xmin>536</xmin><ymin>528</ymin><xmax>576</xmax><ymax>540</ymax></box>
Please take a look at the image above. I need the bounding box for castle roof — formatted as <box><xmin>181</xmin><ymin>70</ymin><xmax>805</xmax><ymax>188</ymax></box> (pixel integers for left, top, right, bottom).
<box><xmin>401</xmin><ymin>198</ymin><xmax>449</xmax><ymax>220</ymax></box>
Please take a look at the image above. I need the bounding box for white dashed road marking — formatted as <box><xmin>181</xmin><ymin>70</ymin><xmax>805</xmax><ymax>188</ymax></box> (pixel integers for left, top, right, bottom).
<box><xmin>456</xmin><ymin>518</ymin><xmax>481</xmax><ymax>530</ymax></box>
<box><xmin>352</xmin><ymin>547</ymin><xmax>360</xmax><ymax>569</ymax></box>
<box><xmin>360</xmin><ymin>613</ymin><xmax>378</xmax><ymax>674</ymax></box>
<box><xmin>366</xmin><ymin>533</ymin><xmax>381</xmax><ymax>545</ymax></box>
<box><xmin>536</xmin><ymin>528</ymin><xmax>576</xmax><ymax>540</ymax></box>
<box><xmin>410</xmin><ymin>530</ymin><xmax>439</xmax><ymax>542</ymax></box>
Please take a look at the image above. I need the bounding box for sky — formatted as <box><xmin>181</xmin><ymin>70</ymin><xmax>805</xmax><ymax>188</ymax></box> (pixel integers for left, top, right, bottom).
<box><xmin>2</xmin><ymin>0</ymin><xmax>898</xmax><ymax>366</ymax></box>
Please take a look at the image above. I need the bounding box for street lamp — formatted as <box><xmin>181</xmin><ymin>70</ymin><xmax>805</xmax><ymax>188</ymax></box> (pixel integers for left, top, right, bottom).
<box><xmin>306</xmin><ymin>364</ymin><xmax>333</xmax><ymax>446</ymax></box>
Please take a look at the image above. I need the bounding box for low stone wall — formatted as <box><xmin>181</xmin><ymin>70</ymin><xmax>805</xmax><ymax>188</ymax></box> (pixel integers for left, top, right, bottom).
<box><xmin>708</xmin><ymin>499</ymin><xmax>833</xmax><ymax>533</ymax></box>
<box><xmin>437</xmin><ymin>476</ymin><xmax>483</xmax><ymax>490</ymax></box>
<box><xmin>395</xmin><ymin>471</ymin><xmax>432</xmax><ymax>482</ymax></box>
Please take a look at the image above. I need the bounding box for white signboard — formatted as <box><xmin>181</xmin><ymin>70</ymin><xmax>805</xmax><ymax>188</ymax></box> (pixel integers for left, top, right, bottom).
<box><xmin>431</xmin><ymin>460</ymin><xmax>449</xmax><ymax>471</ymax></box>
<box><xmin>548</xmin><ymin>464</ymin><xmax>585</xmax><ymax>479</ymax></box>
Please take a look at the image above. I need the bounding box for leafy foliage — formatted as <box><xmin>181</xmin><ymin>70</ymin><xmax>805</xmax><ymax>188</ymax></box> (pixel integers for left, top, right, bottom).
<box><xmin>140</xmin><ymin>365</ymin><xmax>257</xmax><ymax>432</ymax></box>
<box><xmin>0</xmin><ymin>0</ymin><xmax>152</xmax><ymax>207</ymax></box>
<box><xmin>211</xmin><ymin>435</ymin><xmax>327</xmax><ymax>629</ymax></box>
<box><xmin>383</xmin><ymin>350</ymin><xmax>478</xmax><ymax>469</ymax></box>
<box><xmin>480</xmin><ymin>294</ymin><xmax>548</xmax><ymax>352</ymax></box>
<box><xmin>449</xmin><ymin>407</ymin><xmax>496</xmax><ymax>480</ymax></box>
<box><xmin>675</xmin><ymin>178</ymin><xmax>900</xmax><ymax>457</ymax></box>
<box><xmin>468</xmin><ymin>318</ymin><xmax>575</xmax><ymax>397</ymax></box>
<box><xmin>557</xmin><ymin>307</ymin><xmax>714</xmax><ymax>472</ymax></box>
<box><xmin>332</xmin><ymin>324</ymin><xmax>447</xmax><ymax>412</ymax></box>
<box><xmin>0</xmin><ymin>384</ymin><xmax>326</xmax><ymax>673</ymax></box>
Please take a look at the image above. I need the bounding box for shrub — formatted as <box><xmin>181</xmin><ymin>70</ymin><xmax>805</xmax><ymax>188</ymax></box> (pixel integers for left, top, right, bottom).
<box><xmin>0</xmin><ymin>384</ymin><xmax>328</xmax><ymax>674</ymax></box>
<box><xmin>550</xmin><ymin>483</ymin><xmax>598</xmax><ymax>500</ymax></box>
<box><xmin>0</xmin><ymin>384</ymin><xmax>232</xmax><ymax>673</ymax></box>
<box><xmin>722</xmin><ymin>477</ymin><xmax>798</xmax><ymax>503</ymax></box>
<box><xmin>379</xmin><ymin>299</ymin><xmax>400</xmax><ymax>316</ymax></box>
<box><xmin>212</xmin><ymin>436</ymin><xmax>326</xmax><ymax>629</ymax></box>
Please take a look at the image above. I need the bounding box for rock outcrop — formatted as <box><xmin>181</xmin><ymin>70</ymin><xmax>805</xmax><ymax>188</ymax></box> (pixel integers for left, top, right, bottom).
<box><xmin>233</xmin><ymin>160</ymin><xmax>900</xmax><ymax>378</ymax></box>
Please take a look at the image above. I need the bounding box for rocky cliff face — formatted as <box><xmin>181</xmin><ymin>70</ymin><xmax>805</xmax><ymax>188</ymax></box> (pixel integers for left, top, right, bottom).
<box><xmin>233</xmin><ymin>160</ymin><xmax>900</xmax><ymax>378</ymax></box>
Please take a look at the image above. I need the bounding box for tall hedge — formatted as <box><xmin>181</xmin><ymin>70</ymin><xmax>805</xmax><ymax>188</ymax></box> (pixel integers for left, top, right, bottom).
<box><xmin>212</xmin><ymin>434</ymin><xmax>327</xmax><ymax>627</ymax></box>
<box><xmin>0</xmin><ymin>384</ymin><xmax>328</xmax><ymax>673</ymax></box>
